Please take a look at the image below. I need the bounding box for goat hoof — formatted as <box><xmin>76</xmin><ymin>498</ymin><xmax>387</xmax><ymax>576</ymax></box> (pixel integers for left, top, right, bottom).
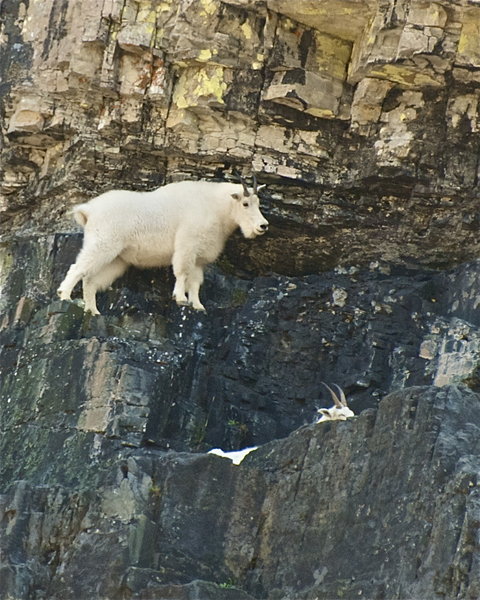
<box><xmin>174</xmin><ymin>297</ymin><xmax>189</xmax><ymax>306</ymax></box>
<box><xmin>192</xmin><ymin>304</ymin><xmax>206</xmax><ymax>312</ymax></box>
<box><xmin>57</xmin><ymin>289</ymin><xmax>71</xmax><ymax>301</ymax></box>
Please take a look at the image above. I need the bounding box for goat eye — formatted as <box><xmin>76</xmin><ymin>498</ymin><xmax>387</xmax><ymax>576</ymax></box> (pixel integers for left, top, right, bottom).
<box><xmin>242</xmin><ymin>201</ymin><xmax>249</xmax><ymax>207</ymax></box>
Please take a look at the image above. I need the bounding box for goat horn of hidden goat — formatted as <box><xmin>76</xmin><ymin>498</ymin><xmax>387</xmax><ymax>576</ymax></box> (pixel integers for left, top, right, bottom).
<box><xmin>321</xmin><ymin>382</ymin><xmax>343</xmax><ymax>408</ymax></box>
<box><xmin>332</xmin><ymin>383</ymin><xmax>348</xmax><ymax>407</ymax></box>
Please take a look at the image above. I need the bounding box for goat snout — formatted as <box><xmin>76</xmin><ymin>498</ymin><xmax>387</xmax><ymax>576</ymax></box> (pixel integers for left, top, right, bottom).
<box><xmin>256</xmin><ymin>222</ymin><xmax>268</xmax><ymax>235</ymax></box>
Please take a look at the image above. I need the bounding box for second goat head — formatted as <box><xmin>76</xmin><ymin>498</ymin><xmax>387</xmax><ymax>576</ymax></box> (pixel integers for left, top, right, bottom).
<box><xmin>316</xmin><ymin>383</ymin><xmax>354</xmax><ymax>423</ymax></box>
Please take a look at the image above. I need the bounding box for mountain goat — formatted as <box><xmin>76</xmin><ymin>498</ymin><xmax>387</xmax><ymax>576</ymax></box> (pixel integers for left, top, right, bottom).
<box><xmin>316</xmin><ymin>383</ymin><xmax>355</xmax><ymax>422</ymax></box>
<box><xmin>57</xmin><ymin>176</ymin><xmax>268</xmax><ymax>314</ymax></box>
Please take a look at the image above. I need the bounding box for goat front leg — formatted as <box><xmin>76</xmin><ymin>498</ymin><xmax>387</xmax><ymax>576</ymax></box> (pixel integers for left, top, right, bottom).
<box><xmin>186</xmin><ymin>265</ymin><xmax>205</xmax><ymax>311</ymax></box>
<box><xmin>172</xmin><ymin>252</ymin><xmax>191</xmax><ymax>307</ymax></box>
<box><xmin>172</xmin><ymin>275</ymin><xmax>189</xmax><ymax>306</ymax></box>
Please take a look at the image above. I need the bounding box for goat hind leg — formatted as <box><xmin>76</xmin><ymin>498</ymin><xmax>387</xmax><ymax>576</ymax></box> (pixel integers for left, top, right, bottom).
<box><xmin>57</xmin><ymin>245</ymin><xmax>99</xmax><ymax>300</ymax></box>
<box><xmin>83</xmin><ymin>257</ymin><xmax>128</xmax><ymax>315</ymax></box>
<box><xmin>82</xmin><ymin>279</ymin><xmax>101</xmax><ymax>315</ymax></box>
<box><xmin>58</xmin><ymin>245</ymin><xmax>123</xmax><ymax>305</ymax></box>
<box><xmin>57</xmin><ymin>262</ymin><xmax>84</xmax><ymax>301</ymax></box>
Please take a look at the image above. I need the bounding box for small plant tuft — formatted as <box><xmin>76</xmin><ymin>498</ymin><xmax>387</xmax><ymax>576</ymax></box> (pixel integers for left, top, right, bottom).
<box><xmin>218</xmin><ymin>579</ymin><xmax>236</xmax><ymax>589</ymax></box>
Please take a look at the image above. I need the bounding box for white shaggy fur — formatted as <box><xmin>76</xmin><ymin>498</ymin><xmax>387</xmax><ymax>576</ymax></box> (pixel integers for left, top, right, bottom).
<box><xmin>57</xmin><ymin>180</ymin><xmax>269</xmax><ymax>314</ymax></box>
<box><xmin>208</xmin><ymin>446</ymin><xmax>258</xmax><ymax>465</ymax></box>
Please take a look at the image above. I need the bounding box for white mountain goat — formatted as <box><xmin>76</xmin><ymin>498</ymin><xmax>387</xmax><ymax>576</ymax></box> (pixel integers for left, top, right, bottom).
<box><xmin>316</xmin><ymin>383</ymin><xmax>355</xmax><ymax>423</ymax></box>
<box><xmin>57</xmin><ymin>176</ymin><xmax>268</xmax><ymax>314</ymax></box>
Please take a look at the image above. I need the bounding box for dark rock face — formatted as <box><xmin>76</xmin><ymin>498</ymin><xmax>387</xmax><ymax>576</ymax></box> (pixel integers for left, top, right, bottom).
<box><xmin>1</xmin><ymin>381</ymin><xmax>480</xmax><ymax>600</ymax></box>
<box><xmin>2</xmin><ymin>234</ymin><xmax>480</xmax><ymax>598</ymax></box>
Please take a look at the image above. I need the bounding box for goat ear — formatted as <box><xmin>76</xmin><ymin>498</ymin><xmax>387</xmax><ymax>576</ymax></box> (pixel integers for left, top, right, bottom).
<box><xmin>256</xmin><ymin>184</ymin><xmax>266</xmax><ymax>192</ymax></box>
<box><xmin>319</xmin><ymin>409</ymin><xmax>330</xmax><ymax>416</ymax></box>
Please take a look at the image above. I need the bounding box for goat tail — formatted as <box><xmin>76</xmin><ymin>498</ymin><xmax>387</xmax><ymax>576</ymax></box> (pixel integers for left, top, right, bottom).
<box><xmin>72</xmin><ymin>204</ymin><xmax>89</xmax><ymax>227</ymax></box>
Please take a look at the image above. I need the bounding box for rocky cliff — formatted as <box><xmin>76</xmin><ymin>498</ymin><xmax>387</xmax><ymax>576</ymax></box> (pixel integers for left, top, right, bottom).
<box><xmin>1</xmin><ymin>1</ymin><xmax>480</xmax><ymax>599</ymax></box>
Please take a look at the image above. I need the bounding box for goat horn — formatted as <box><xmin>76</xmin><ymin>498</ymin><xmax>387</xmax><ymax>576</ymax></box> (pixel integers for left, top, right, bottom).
<box><xmin>239</xmin><ymin>175</ymin><xmax>250</xmax><ymax>197</ymax></box>
<box><xmin>232</xmin><ymin>168</ymin><xmax>250</xmax><ymax>196</ymax></box>
<box><xmin>321</xmin><ymin>382</ymin><xmax>342</xmax><ymax>408</ymax></box>
<box><xmin>332</xmin><ymin>383</ymin><xmax>348</xmax><ymax>407</ymax></box>
<box><xmin>252</xmin><ymin>172</ymin><xmax>258</xmax><ymax>194</ymax></box>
